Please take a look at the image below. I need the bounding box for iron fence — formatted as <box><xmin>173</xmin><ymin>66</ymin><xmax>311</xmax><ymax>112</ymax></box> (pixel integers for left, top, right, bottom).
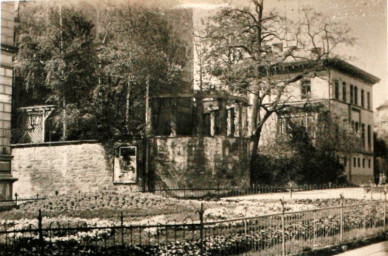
<box><xmin>0</xmin><ymin>195</ymin><xmax>387</xmax><ymax>255</ymax></box>
<box><xmin>150</xmin><ymin>183</ymin><xmax>357</xmax><ymax>199</ymax></box>
<box><xmin>0</xmin><ymin>194</ymin><xmax>46</xmax><ymax>210</ymax></box>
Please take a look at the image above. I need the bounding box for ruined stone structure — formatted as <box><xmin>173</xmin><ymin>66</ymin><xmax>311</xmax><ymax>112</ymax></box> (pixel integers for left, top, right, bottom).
<box><xmin>144</xmin><ymin>6</ymin><xmax>251</xmax><ymax>189</ymax></box>
<box><xmin>149</xmin><ymin>93</ymin><xmax>250</xmax><ymax>189</ymax></box>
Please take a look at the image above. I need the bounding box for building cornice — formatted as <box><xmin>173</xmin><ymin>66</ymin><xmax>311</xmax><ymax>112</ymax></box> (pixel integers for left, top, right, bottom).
<box><xmin>326</xmin><ymin>58</ymin><xmax>380</xmax><ymax>85</ymax></box>
<box><xmin>266</xmin><ymin>58</ymin><xmax>380</xmax><ymax>85</ymax></box>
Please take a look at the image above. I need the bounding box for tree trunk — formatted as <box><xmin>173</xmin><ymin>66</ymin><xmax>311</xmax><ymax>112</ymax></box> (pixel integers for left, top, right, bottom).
<box><xmin>249</xmin><ymin>111</ymin><xmax>272</xmax><ymax>186</ymax></box>
<box><xmin>62</xmin><ymin>96</ymin><xmax>66</xmax><ymax>140</ymax></box>
<box><xmin>125</xmin><ymin>81</ymin><xmax>130</xmax><ymax>134</ymax></box>
<box><xmin>249</xmin><ymin>125</ymin><xmax>262</xmax><ymax>186</ymax></box>
<box><xmin>196</xmin><ymin>96</ymin><xmax>203</xmax><ymax>136</ymax></box>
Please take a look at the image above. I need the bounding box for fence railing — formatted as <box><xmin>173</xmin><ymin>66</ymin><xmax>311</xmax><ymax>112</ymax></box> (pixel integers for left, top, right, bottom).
<box><xmin>0</xmin><ymin>194</ymin><xmax>46</xmax><ymax>209</ymax></box>
<box><xmin>149</xmin><ymin>183</ymin><xmax>358</xmax><ymax>199</ymax></box>
<box><xmin>0</xmin><ymin>194</ymin><xmax>387</xmax><ymax>255</ymax></box>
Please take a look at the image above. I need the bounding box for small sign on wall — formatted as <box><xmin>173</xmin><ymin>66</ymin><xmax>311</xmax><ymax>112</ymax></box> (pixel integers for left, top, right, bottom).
<box><xmin>114</xmin><ymin>146</ymin><xmax>137</xmax><ymax>184</ymax></box>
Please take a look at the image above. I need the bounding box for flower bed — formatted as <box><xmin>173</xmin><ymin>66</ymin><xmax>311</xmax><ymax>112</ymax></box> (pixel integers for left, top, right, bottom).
<box><xmin>0</xmin><ymin>201</ymin><xmax>384</xmax><ymax>256</ymax></box>
<box><xmin>0</xmin><ymin>190</ymin><xmax>380</xmax><ymax>255</ymax></box>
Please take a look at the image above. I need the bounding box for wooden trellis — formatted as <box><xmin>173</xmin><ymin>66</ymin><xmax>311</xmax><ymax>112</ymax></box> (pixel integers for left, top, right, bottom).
<box><xmin>15</xmin><ymin>105</ymin><xmax>56</xmax><ymax>143</ymax></box>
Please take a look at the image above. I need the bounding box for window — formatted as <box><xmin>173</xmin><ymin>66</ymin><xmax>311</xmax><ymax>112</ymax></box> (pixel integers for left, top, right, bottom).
<box><xmin>301</xmin><ymin>80</ymin><xmax>311</xmax><ymax>99</ymax></box>
<box><xmin>368</xmin><ymin>159</ymin><xmax>371</xmax><ymax>168</ymax></box>
<box><xmin>0</xmin><ymin>67</ymin><xmax>12</xmax><ymax>77</ymax></box>
<box><xmin>362</xmin><ymin>158</ymin><xmax>365</xmax><ymax>168</ymax></box>
<box><xmin>361</xmin><ymin>89</ymin><xmax>364</xmax><ymax>107</ymax></box>
<box><xmin>350</xmin><ymin>85</ymin><xmax>353</xmax><ymax>104</ymax></box>
<box><xmin>354</xmin><ymin>86</ymin><xmax>358</xmax><ymax>105</ymax></box>
<box><xmin>361</xmin><ymin>123</ymin><xmax>365</xmax><ymax>147</ymax></box>
<box><xmin>367</xmin><ymin>125</ymin><xmax>372</xmax><ymax>151</ymax></box>
<box><xmin>334</xmin><ymin>80</ymin><xmax>339</xmax><ymax>99</ymax></box>
<box><xmin>342</xmin><ymin>82</ymin><xmax>347</xmax><ymax>102</ymax></box>
<box><xmin>355</xmin><ymin>122</ymin><xmax>359</xmax><ymax>132</ymax></box>
<box><xmin>353</xmin><ymin>158</ymin><xmax>356</xmax><ymax>167</ymax></box>
<box><xmin>367</xmin><ymin>92</ymin><xmax>371</xmax><ymax>109</ymax></box>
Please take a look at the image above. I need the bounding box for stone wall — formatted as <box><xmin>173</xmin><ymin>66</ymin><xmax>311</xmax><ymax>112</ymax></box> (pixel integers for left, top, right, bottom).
<box><xmin>150</xmin><ymin>136</ymin><xmax>250</xmax><ymax>189</ymax></box>
<box><xmin>11</xmin><ymin>141</ymin><xmax>142</xmax><ymax>198</ymax></box>
<box><xmin>11</xmin><ymin>137</ymin><xmax>251</xmax><ymax>197</ymax></box>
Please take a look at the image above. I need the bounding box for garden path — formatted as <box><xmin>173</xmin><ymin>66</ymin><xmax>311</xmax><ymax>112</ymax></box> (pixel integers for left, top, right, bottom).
<box><xmin>223</xmin><ymin>188</ymin><xmax>385</xmax><ymax>201</ymax></box>
<box><xmin>334</xmin><ymin>241</ymin><xmax>388</xmax><ymax>256</ymax></box>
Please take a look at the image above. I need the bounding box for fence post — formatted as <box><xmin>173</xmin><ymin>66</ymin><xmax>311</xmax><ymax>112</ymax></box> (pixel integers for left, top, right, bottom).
<box><xmin>198</xmin><ymin>203</ymin><xmax>204</xmax><ymax>256</ymax></box>
<box><xmin>340</xmin><ymin>194</ymin><xmax>344</xmax><ymax>243</ymax></box>
<box><xmin>313</xmin><ymin>210</ymin><xmax>316</xmax><ymax>248</ymax></box>
<box><xmin>38</xmin><ymin>209</ymin><xmax>43</xmax><ymax>243</ymax></box>
<box><xmin>121</xmin><ymin>212</ymin><xmax>124</xmax><ymax>245</ymax></box>
<box><xmin>280</xmin><ymin>199</ymin><xmax>286</xmax><ymax>256</ymax></box>
<box><xmin>14</xmin><ymin>193</ymin><xmax>18</xmax><ymax>206</ymax></box>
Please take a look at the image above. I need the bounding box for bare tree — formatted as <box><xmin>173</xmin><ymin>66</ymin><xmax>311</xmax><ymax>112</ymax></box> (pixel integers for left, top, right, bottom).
<box><xmin>199</xmin><ymin>0</ymin><xmax>355</xmax><ymax>184</ymax></box>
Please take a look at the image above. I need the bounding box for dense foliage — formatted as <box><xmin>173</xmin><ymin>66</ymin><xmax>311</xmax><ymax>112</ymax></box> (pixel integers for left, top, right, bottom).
<box><xmin>15</xmin><ymin>3</ymin><xmax>97</xmax><ymax>140</ymax></box>
<box><xmin>14</xmin><ymin>2</ymin><xmax>186</xmax><ymax>142</ymax></box>
<box><xmin>252</xmin><ymin>111</ymin><xmax>346</xmax><ymax>185</ymax></box>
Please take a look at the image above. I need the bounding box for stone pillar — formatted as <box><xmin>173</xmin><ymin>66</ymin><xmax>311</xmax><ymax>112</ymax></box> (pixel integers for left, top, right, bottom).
<box><xmin>227</xmin><ymin>107</ymin><xmax>232</xmax><ymax>136</ymax></box>
<box><xmin>210</xmin><ymin>112</ymin><xmax>215</xmax><ymax>136</ymax></box>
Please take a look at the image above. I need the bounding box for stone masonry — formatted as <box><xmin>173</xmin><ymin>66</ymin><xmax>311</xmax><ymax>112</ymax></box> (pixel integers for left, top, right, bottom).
<box><xmin>11</xmin><ymin>141</ymin><xmax>119</xmax><ymax>198</ymax></box>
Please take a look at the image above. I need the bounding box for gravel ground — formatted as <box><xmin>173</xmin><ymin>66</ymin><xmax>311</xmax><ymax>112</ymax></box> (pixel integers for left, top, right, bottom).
<box><xmin>223</xmin><ymin>187</ymin><xmax>385</xmax><ymax>201</ymax></box>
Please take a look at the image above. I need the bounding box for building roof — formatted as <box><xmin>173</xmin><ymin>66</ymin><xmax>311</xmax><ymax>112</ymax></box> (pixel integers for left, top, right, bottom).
<box><xmin>326</xmin><ymin>58</ymin><xmax>380</xmax><ymax>84</ymax></box>
<box><xmin>268</xmin><ymin>58</ymin><xmax>380</xmax><ymax>85</ymax></box>
<box><xmin>150</xmin><ymin>91</ymin><xmax>249</xmax><ymax>104</ymax></box>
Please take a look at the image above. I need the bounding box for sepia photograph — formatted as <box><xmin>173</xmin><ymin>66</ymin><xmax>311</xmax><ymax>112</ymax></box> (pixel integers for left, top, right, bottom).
<box><xmin>0</xmin><ymin>0</ymin><xmax>387</xmax><ymax>255</ymax></box>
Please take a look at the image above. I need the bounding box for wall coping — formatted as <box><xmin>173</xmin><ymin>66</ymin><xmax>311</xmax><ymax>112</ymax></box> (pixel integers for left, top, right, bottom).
<box><xmin>11</xmin><ymin>140</ymin><xmax>99</xmax><ymax>148</ymax></box>
<box><xmin>150</xmin><ymin>135</ymin><xmax>252</xmax><ymax>140</ymax></box>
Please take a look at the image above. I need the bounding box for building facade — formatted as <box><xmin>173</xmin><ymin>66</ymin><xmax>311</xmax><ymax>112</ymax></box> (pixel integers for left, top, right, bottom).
<box><xmin>0</xmin><ymin>2</ymin><xmax>19</xmax><ymax>199</ymax></box>
<box><xmin>261</xmin><ymin>59</ymin><xmax>379</xmax><ymax>184</ymax></box>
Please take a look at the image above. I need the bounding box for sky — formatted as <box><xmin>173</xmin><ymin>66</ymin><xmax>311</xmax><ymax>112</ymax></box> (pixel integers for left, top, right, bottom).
<box><xmin>180</xmin><ymin>0</ymin><xmax>388</xmax><ymax>110</ymax></box>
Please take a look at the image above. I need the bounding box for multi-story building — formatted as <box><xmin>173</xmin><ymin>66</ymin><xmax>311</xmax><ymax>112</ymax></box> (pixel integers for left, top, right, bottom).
<box><xmin>261</xmin><ymin>58</ymin><xmax>379</xmax><ymax>184</ymax></box>
<box><xmin>0</xmin><ymin>1</ymin><xmax>19</xmax><ymax>199</ymax></box>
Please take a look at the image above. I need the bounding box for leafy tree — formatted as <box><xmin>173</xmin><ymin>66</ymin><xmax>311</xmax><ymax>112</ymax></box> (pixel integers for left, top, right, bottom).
<box><xmin>15</xmin><ymin>2</ymin><xmax>97</xmax><ymax>140</ymax></box>
<box><xmin>15</xmin><ymin>1</ymin><xmax>187</xmax><ymax>142</ymax></box>
<box><xmin>253</xmin><ymin>107</ymin><xmax>347</xmax><ymax>185</ymax></box>
<box><xmin>200</xmin><ymin>0</ymin><xmax>355</xmax><ymax>183</ymax></box>
<box><xmin>374</xmin><ymin>132</ymin><xmax>388</xmax><ymax>183</ymax></box>
<box><xmin>94</xmin><ymin>3</ymin><xmax>187</xmax><ymax>140</ymax></box>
